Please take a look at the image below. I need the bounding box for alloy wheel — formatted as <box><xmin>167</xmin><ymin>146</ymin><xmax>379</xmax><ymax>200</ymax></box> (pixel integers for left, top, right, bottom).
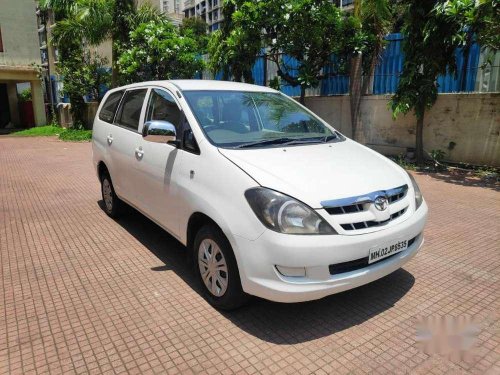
<box><xmin>198</xmin><ymin>239</ymin><xmax>228</xmax><ymax>297</ymax></box>
<box><xmin>102</xmin><ymin>179</ymin><xmax>113</xmax><ymax>212</ymax></box>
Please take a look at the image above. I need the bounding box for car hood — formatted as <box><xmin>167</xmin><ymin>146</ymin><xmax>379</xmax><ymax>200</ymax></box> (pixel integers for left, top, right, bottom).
<box><xmin>219</xmin><ymin>139</ymin><xmax>409</xmax><ymax>209</ymax></box>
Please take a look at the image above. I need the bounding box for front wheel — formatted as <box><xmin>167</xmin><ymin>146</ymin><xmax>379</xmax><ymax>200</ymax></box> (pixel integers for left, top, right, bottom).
<box><xmin>194</xmin><ymin>224</ymin><xmax>249</xmax><ymax>310</ymax></box>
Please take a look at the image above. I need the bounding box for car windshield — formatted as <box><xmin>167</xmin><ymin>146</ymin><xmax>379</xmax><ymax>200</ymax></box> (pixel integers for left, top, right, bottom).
<box><xmin>183</xmin><ymin>90</ymin><xmax>339</xmax><ymax>148</ymax></box>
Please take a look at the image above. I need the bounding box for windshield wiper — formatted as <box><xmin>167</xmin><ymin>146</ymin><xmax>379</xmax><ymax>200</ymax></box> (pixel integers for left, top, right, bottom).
<box><xmin>282</xmin><ymin>138</ymin><xmax>325</xmax><ymax>145</ymax></box>
<box><xmin>281</xmin><ymin>134</ymin><xmax>339</xmax><ymax>146</ymax></box>
<box><xmin>322</xmin><ymin>133</ymin><xmax>338</xmax><ymax>143</ymax></box>
<box><xmin>234</xmin><ymin>133</ymin><xmax>340</xmax><ymax>149</ymax></box>
<box><xmin>235</xmin><ymin>138</ymin><xmax>296</xmax><ymax>149</ymax></box>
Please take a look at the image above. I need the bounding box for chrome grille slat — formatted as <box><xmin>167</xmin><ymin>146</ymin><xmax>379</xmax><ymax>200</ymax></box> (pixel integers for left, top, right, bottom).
<box><xmin>322</xmin><ymin>184</ymin><xmax>408</xmax><ymax>214</ymax></box>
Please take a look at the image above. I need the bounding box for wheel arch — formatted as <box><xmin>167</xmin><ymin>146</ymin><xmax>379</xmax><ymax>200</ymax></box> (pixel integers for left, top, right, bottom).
<box><xmin>186</xmin><ymin>212</ymin><xmax>223</xmax><ymax>253</ymax></box>
<box><xmin>97</xmin><ymin>161</ymin><xmax>109</xmax><ymax>182</ymax></box>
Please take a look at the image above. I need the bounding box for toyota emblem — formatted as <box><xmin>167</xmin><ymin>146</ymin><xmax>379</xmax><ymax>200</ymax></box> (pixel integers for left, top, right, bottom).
<box><xmin>374</xmin><ymin>196</ymin><xmax>388</xmax><ymax>211</ymax></box>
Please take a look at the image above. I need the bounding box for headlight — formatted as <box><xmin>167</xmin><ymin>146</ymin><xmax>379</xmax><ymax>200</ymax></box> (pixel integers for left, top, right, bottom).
<box><xmin>244</xmin><ymin>187</ymin><xmax>336</xmax><ymax>235</ymax></box>
<box><xmin>407</xmin><ymin>173</ymin><xmax>423</xmax><ymax>209</ymax></box>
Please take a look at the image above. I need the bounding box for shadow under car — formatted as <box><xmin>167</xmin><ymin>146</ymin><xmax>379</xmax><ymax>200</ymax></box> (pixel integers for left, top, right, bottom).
<box><xmin>99</xmin><ymin>200</ymin><xmax>416</xmax><ymax>344</ymax></box>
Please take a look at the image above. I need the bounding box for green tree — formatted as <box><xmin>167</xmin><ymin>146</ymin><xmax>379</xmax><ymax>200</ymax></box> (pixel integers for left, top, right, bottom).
<box><xmin>434</xmin><ymin>0</ymin><xmax>499</xmax><ymax>90</ymax></box>
<box><xmin>391</xmin><ymin>0</ymin><xmax>498</xmax><ymax>164</ymax></box>
<box><xmin>118</xmin><ymin>20</ymin><xmax>204</xmax><ymax>83</ymax></box>
<box><xmin>128</xmin><ymin>2</ymin><xmax>170</xmax><ymax>29</ymax></box>
<box><xmin>207</xmin><ymin>28</ymin><xmax>260</xmax><ymax>83</ymax></box>
<box><xmin>390</xmin><ymin>0</ymin><xmax>464</xmax><ymax>164</ymax></box>
<box><xmin>207</xmin><ymin>0</ymin><xmax>260</xmax><ymax>82</ymax></box>
<box><xmin>111</xmin><ymin>0</ymin><xmax>135</xmax><ymax>84</ymax></box>
<box><xmin>389</xmin><ymin>0</ymin><xmax>406</xmax><ymax>31</ymax></box>
<box><xmin>360</xmin><ymin>0</ymin><xmax>392</xmax><ymax>94</ymax></box>
<box><xmin>41</xmin><ymin>0</ymin><xmax>111</xmax><ymax>125</ymax></box>
<box><xmin>473</xmin><ymin>0</ymin><xmax>500</xmax><ymax>52</ymax></box>
<box><xmin>58</xmin><ymin>48</ymin><xmax>110</xmax><ymax>127</ymax></box>
<box><xmin>180</xmin><ymin>17</ymin><xmax>209</xmax><ymax>52</ymax></box>
<box><xmin>349</xmin><ymin>0</ymin><xmax>392</xmax><ymax>142</ymax></box>
<box><xmin>231</xmin><ymin>0</ymin><xmax>353</xmax><ymax>104</ymax></box>
<box><xmin>40</xmin><ymin>0</ymin><xmax>162</xmax><ymax>87</ymax></box>
<box><xmin>85</xmin><ymin>56</ymin><xmax>112</xmax><ymax>101</ymax></box>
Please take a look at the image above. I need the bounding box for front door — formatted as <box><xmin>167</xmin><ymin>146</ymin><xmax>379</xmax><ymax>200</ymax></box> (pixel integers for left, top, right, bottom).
<box><xmin>136</xmin><ymin>88</ymin><xmax>184</xmax><ymax>237</ymax></box>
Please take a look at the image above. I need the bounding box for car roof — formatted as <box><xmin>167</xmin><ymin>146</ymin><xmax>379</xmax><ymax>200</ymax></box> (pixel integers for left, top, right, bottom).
<box><xmin>170</xmin><ymin>80</ymin><xmax>276</xmax><ymax>92</ymax></box>
<box><xmin>109</xmin><ymin>80</ymin><xmax>277</xmax><ymax>93</ymax></box>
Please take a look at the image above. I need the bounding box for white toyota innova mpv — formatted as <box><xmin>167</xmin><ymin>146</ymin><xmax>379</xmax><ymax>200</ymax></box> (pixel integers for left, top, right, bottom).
<box><xmin>92</xmin><ymin>80</ymin><xmax>428</xmax><ymax>309</ymax></box>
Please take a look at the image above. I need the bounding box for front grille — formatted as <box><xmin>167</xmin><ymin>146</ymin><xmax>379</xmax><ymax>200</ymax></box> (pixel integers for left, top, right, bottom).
<box><xmin>323</xmin><ymin>185</ymin><xmax>408</xmax><ymax>216</ymax></box>
<box><xmin>328</xmin><ymin>236</ymin><xmax>418</xmax><ymax>275</ymax></box>
<box><xmin>388</xmin><ymin>190</ymin><xmax>406</xmax><ymax>204</ymax></box>
<box><xmin>321</xmin><ymin>184</ymin><xmax>409</xmax><ymax>233</ymax></box>
<box><xmin>341</xmin><ymin>207</ymin><xmax>407</xmax><ymax>231</ymax></box>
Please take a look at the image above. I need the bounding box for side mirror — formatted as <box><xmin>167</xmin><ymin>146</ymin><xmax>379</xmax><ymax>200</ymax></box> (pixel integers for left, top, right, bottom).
<box><xmin>143</xmin><ymin>120</ymin><xmax>178</xmax><ymax>145</ymax></box>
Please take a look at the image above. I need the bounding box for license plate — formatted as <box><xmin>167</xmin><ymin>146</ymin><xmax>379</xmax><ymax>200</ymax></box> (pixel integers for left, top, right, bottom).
<box><xmin>369</xmin><ymin>239</ymin><xmax>408</xmax><ymax>264</ymax></box>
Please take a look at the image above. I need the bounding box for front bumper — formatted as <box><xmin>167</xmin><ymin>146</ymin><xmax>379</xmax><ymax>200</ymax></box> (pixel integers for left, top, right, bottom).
<box><xmin>232</xmin><ymin>201</ymin><xmax>428</xmax><ymax>303</ymax></box>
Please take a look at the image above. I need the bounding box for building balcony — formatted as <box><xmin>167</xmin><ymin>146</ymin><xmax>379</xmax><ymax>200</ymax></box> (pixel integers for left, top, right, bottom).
<box><xmin>184</xmin><ymin>0</ymin><xmax>195</xmax><ymax>10</ymax></box>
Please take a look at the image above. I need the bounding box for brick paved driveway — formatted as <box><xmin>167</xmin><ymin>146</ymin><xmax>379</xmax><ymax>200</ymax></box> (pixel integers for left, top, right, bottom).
<box><xmin>0</xmin><ymin>136</ymin><xmax>498</xmax><ymax>375</ymax></box>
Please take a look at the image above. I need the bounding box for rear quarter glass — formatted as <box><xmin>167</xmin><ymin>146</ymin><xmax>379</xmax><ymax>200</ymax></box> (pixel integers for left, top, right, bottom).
<box><xmin>99</xmin><ymin>91</ymin><xmax>124</xmax><ymax>123</ymax></box>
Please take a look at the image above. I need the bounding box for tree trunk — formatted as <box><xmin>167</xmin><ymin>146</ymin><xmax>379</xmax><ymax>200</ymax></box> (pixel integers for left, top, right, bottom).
<box><xmin>349</xmin><ymin>0</ymin><xmax>365</xmax><ymax>141</ymax></box>
<box><xmin>362</xmin><ymin>51</ymin><xmax>378</xmax><ymax>96</ymax></box>
<box><xmin>69</xmin><ymin>94</ymin><xmax>86</xmax><ymax>128</ymax></box>
<box><xmin>415</xmin><ymin>110</ymin><xmax>425</xmax><ymax>165</ymax></box>
<box><xmin>232</xmin><ymin>67</ymin><xmax>242</xmax><ymax>82</ymax></box>
<box><xmin>349</xmin><ymin>53</ymin><xmax>363</xmax><ymax>141</ymax></box>
<box><xmin>460</xmin><ymin>32</ymin><xmax>472</xmax><ymax>92</ymax></box>
<box><xmin>243</xmin><ymin>69</ymin><xmax>254</xmax><ymax>84</ymax></box>
<box><xmin>111</xmin><ymin>42</ymin><xmax>118</xmax><ymax>88</ymax></box>
<box><xmin>299</xmin><ymin>85</ymin><xmax>306</xmax><ymax>105</ymax></box>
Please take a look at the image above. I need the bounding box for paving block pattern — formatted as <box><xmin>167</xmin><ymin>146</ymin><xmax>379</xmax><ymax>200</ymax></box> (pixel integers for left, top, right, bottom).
<box><xmin>0</xmin><ymin>136</ymin><xmax>498</xmax><ymax>374</ymax></box>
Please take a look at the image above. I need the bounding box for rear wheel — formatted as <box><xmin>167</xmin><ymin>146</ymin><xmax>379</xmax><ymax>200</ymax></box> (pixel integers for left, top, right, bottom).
<box><xmin>101</xmin><ymin>172</ymin><xmax>123</xmax><ymax>218</ymax></box>
<box><xmin>194</xmin><ymin>224</ymin><xmax>249</xmax><ymax>310</ymax></box>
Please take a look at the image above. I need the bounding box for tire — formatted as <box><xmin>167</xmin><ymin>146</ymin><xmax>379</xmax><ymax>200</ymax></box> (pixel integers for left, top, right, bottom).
<box><xmin>193</xmin><ymin>224</ymin><xmax>249</xmax><ymax>310</ymax></box>
<box><xmin>101</xmin><ymin>172</ymin><xmax>123</xmax><ymax>218</ymax></box>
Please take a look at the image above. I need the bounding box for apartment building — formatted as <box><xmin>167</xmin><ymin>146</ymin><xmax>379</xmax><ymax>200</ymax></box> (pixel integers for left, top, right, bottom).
<box><xmin>136</xmin><ymin>0</ymin><xmax>184</xmax><ymax>26</ymax></box>
<box><xmin>163</xmin><ymin>0</ymin><xmax>185</xmax><ymax>27</ymax></box>
<box><xmin>181</xmin><ymin>0</ymin><xmax>351</xmax><ymax>33</ymax></box>
<box><xmin>0</xmin><ymin>0</ymin><xmax>46</xmax><ymax>128</ymax></box>
<box><xmin>183</xmin><ymin>0</ymin><xmax>223</xmax><ymax>32</ymax></box>
<box><xmin>161</xmin><ymin>0</ymin><xmax>183</xmax><ymax>14</ymax></box>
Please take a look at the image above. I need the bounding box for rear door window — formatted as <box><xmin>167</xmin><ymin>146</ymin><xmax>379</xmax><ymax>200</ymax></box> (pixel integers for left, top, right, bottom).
<box><xmin>98</xmin><ymin>90</ymin><xmax>124</xmax><ymax>123</ymax></box>
<box><xmin>114</xmin><ymin>89</ymin><xmax>148</xmax><ymax>131</ymax></box>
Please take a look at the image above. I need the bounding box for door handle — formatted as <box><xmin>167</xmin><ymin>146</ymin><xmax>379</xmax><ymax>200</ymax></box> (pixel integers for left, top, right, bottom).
<box><xmin>107</xmin><ymin>135</ymin><xmax>113</xmax><ymax>145</ymax></box>
<box><xmin>135</xmin><ymin>147</ymin><xmax>144</xmax><ymax>159</ymax></box>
